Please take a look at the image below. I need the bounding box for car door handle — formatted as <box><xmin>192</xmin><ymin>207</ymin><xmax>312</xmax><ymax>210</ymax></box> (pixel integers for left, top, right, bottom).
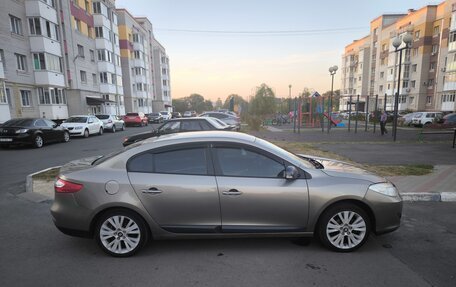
<box><xmin>141</xmin><ymin>187</ymin><xmax>163</xmax><ymax>194</ymax></box>
<box><xmin>222</xmin><ymin>189</ymin><xmax>242</xmax><ymax>196</ymax></box>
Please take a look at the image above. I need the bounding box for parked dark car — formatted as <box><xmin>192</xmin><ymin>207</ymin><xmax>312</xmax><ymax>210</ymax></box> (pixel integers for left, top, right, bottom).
<box><xmin>200</xmin><ymin>112</ymin><xmax>241</xmax><ymax>131</ymax></box>
<box><xmin>146</xmin><ymin>113</ymin><xmax>164</xmax><ymax>123</ymax></box>
<box><xmin>443</xmin><ymin>113</ymin><xmax>456</xmax><ymax>126</ymax></box>
<box><xmin>122</xmin><ymin>117</ymin><xmax>234</xmax><ymax>146</ymax></box>
<box><xmin>0</xmin><ymin>118</ymin><xmax>70</xmax><ymax>148</ymax></box>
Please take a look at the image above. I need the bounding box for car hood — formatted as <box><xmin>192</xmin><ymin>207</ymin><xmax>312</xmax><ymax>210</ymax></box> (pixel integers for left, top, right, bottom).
<box><xmin>61</xmin><ymin>122</ymin><xmax>87</xmax><ymax>127</ymax></box>
<box><xmin>297</xmin><ymin>154</ymin><xmax>386</xmax><ymax>183</ymax></box>
<box><xmin>60</xmin><ymin>155</ymin><xmax>102</xmax><ymax>174</ymax></box>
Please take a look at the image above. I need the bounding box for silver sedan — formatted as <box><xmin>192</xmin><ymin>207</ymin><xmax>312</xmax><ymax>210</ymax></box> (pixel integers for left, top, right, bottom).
<box><xmin>51</xmin><ymin>131</ymin><xmax>402</xmax><ymax>257</ymax></box>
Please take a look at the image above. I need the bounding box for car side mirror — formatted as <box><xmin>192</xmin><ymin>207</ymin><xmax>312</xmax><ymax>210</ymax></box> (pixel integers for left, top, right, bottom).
<box><xmin>284</xmin><ymin>166</ymin><xmax>299</xmax><ymax>180</ymax></box>
<box><xmin>88</xmin><ymin>120</ymin><xmax>93</xmax><ymax>124</ymax></box>
<box><xmin>52</xmin><ymin>124</ymin><xmax>58</xmax><ymax>128</ymax></box>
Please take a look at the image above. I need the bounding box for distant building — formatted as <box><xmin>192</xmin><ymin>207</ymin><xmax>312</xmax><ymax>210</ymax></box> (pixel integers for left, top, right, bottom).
<box><xmin>0</xmin><ymin>0</ymin><xmax>169</xmax><ymax>123</ymax></box>
<box><xmin>341</xmin><ymin>0</ymin><xmax>456</xmax><ymax>113</ymax></box>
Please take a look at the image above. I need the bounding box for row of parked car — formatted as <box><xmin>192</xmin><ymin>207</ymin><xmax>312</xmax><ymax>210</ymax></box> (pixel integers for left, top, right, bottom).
<box><xmin>0</xmin><ymin>110</ymin><xmax>242</xmax><ymax>149</ymax></box>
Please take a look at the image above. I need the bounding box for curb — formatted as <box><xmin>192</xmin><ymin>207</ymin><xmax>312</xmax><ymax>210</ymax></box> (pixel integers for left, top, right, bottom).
<box><xmin>400</xmin><ymin>192</ymin><xmax>456</xmax><ymax>202</ymax></box>
<box><xmin>25</xmin><ymin>166</ymin><xmax>61</xmax><ymax>194</ymax></box>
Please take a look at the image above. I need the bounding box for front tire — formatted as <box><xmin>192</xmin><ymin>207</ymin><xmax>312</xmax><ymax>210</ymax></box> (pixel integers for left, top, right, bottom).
<box><xmin>95</xmin><ymin>209</ymin><xmax>149</xmax><ymax>257</ymax></box>
<box><xmin>99</xmin><ymin>127</ymin><xmax>103</xmax><ymax>135</ymax></box>
<box><xmin>112</xmin><ymin>125</ymin><xmax>116</xmax><ymax>133</ymax></box>
<box><xmin>34</xmin><ymin>135</ymin><xmax>44</xmax><ymax>148</ymax></box>
<box><xmin>121</xmin><ymin>124</ymin><xmax>125</xmax><ymax>131</ymax></box>
<box><xmin>317</xmin><ymin>203</ymin><xmax>370</xmax><ymax>252</ymax></box>
<box><xmin>83</xmin><ymin>129</ymin><xmax>89</xmax><ymax>138</ymax></box>
<box><xmin>63</xmin><ymin>131</ymin><xmax>70</xmax><ymax>142</ymax></box>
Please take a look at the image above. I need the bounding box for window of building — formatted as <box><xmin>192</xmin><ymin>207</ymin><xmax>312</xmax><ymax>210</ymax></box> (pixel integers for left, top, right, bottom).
<box><xmin>412</xmin><ymin>64</ymin><xmax>417</xmax><ymax>72</ymax></box>
<box><xmin>403</xmin><ymin>65</ymin><xmax>410</xmax><ymax>78</ymax></box>
<box><xmin>80</xmin><ymin>70</ymin><xmax>87</xmax><ymax>83</ymax></box>
<box><xmin>111</xmin><ymin>74</ymin><xmax>116</xmax><ymax>85</ymax></box>
<box><xmin>380</xmin><ymin>71</ymin><xmax>384</xmax><ymax>78</ymax></box>
<box><xmin>29</xmin><ymin>18</ymin><xmax>42</xmax><ymax>35</ymax></box>
<box><xmin>33</xmin><ymin>53</ymin><xmax>46</xmax><ymax>70</ymax></box>
<box><xmin>379</xmin><ymin>85</ymin><xmax>383</xmax><ymax>92</ymax></box>
<box><xmin>134</xmin><ymin>51</ymin><xmax>141</xmax><ymax>59</ymax></box>
<box><xmin>433</xmin><ymin>26</ymin><xmax>440</xmax><ymax>36</ymax></box>
<box><xmin>100</xmin><ymin>72</ymin><xmax>108</xmax><ymax>83</ymax></box>
<box><xmin>38</xmin><ymin>87</ymin><xmax>51</xmax><ymax>104</ymax></box>
<box><xmin>387</xmin><ymin>83</ymin><xmax>391</xmax><ymax>90</ymax></box>
<box><xmin>450</xmin><ymin>32</ymin><xmax>456</xmax><ymax>43</ymax></box>
<box><xmin>426</xmin><ymin>96</ymin><xmax>432</xmax><ymax>104</ymax></box>
<box><xmin>432</xmin><ymin>44</ymin><xmax>438</xmax><ymax>54</ymax></box>
<box><xmin>89</xmin><ymin>49</ymin><xmax>95</xmax><ymax>62</ymax></box>
<box><xmin>163</xmin><ymin>80</ymin><xmax>167</xmax><ymax>86</ymax></box>
<box><xmin>428</xmin><ymin>79</ymin><xmax>434</xmax><ymax>87</ymax></box>
<box><xmin>390</xmin><ymin>69</ymin><xmax>393</xmax><ymax>75</ymax></box>
<box><xmin>415</xmin><ymin>30</ymin><xmax>420</xmax><ymax>39</ymax></box>
<box><xmin>10</xmin><ymin>15</ymin><xmax>22</xmax><ymax>35</ymax></box>
<box><xmin>411</xmin><ymin>80</ymin><xmax>416</xmax><ymax>88</ymax></box>
<box><xmin>77</xmin><ymin>45</ymin><xmax>84</xmax><ymax>58</ymax></box>
<box><xmin>84</xmin><ymin>0</ymin><xmax>90</xmax><ymax>11</ymax></box>
<box><xmin>95</xmin><ymin>26</ymin><xmax>103</xmax><ymax>38</ymax></box>
<box><xmin>430</xmin><ymin>62</ymin><xmax>436</xmax><ymax>71</ymax></box>
<box><xmin>75</xmin><ymin>19</ymin><xmax>81</xmax><ymax>32</ymax></box>
<box><xmin>412</xmin><ymin>48</ymin><xmax>418</xmax><ymax>57</ymax></box>
<box><xmin>402</xmin><ymin>81</ymin><xmax>409</xmax><ymax>88</ymax></box>
<box><xmin>20</xmin><ymin>90</ymin><xmax>31</xmax><ymax>107</ymax></box>
<box><xmin>15</xmin><ymin>54</ymin><xmax>27</xmax><ymax>71</ymax></box>
<box><xmin>92</xmin><ymin>73</ymin><xmax>97</xmax><ymax>85</ymax></box>
<box><xmin>0</xmin><ymin>49</ymin><xmax>5</xmax><ymax>72</ymax></box>
<box><xmin>93</xmin><ymin>2</ymin><xmax>101</xmax><ymax>14</ymax></box>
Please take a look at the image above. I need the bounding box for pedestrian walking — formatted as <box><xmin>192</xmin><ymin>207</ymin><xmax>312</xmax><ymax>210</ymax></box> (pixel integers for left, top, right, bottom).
<box><xmin>380</xmin><ymin>111</ymin><xmax>388</xmax><ymax>135</ymax></box>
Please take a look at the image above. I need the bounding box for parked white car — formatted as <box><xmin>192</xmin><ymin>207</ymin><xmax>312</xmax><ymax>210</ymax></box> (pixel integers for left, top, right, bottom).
<box><xmin>411</xmin><ymin>112</ymin><xmax>443</xmax><ymax>127</ymax></box>
<box><xmin>95</xmin><ymin>115</ymin><xmax>125</xmax><ymax>133</ymax></box>
<box><xmin>159</xmin><ymin>111</ymin><xmax>172</xmax><ymax>120</ymax></box>
<box><xmin>61</xmin><ymin>115</ymin><xmax>104</xmax><ymax>137</ymax></box>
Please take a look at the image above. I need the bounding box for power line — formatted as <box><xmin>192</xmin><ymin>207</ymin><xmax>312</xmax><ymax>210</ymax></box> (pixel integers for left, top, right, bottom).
<box><xmin>155</xmin><ymin>27</ymin><xmax>367</xmax><ymax>35</ymax></box>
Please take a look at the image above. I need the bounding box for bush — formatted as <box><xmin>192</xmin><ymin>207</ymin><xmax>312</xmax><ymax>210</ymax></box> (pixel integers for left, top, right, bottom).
<box><xmin>246</xmin><ymin>116</ymin><xmax>263</xmax><ymax>131</ymax></box>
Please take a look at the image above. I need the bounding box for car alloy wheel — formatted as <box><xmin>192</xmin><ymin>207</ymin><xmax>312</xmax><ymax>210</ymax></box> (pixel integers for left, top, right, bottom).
<box><xmin>34</xmin><ymin>135</ymin><xmax>44</xmax><ymax>148</ymax></box>
<box><xmin>63</xmin><ymin>131</ymin><xmax>70</xmax><ymax>142</ymax></box>
<box><xmin>99</xmin><ymin>127</ymin><xmax>103</xmax><ymax>135</ymax></box>
<box><xmin>112</xmin><ymin>125</ymin><xmax>116</xmax><ymax>133</ymax></box>
<box><xmin>95</xmin><ymin>210</ymin><xmax>148</xmax><ymax>257</ymax></box>
<box><xmin>84</xmin><ymin>129</ymin><xmax>89</xmax><ymax>138</ymax></box>
<box><xmin>318</xmin><ymin>204</ymin><xmax>370</xmax><ymax>252</ymax></box>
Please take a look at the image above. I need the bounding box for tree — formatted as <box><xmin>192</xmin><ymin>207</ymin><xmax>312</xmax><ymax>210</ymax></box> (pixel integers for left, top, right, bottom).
<box><xmin>321</xmin><ymin>89</ymin><xmax>341</xmax><ymax>111</ymax></box>
<box><xmin>250</xmin><ymin>84</ymin><xmax>276</xmax><ymax>116</ymax></box>
<box><xmin>222</xmin><ymin>94</ymin><xmax>247</xmax><ymax>110</ymax></box>
<box><xmin>215</xmin><ymin>98</ymin><xmax>223</xmax><ymax>109</ymax></box>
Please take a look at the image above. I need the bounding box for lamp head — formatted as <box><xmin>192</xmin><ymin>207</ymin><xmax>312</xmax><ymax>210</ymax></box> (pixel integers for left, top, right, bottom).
<box><xmin>403</xmin><ymin>33</ymin><xmax>413</xmax><ymax>45</ymax></box>
<box><xmin>392</xmin><ymin>36</ymin><xmax>402</xmax><ymax>48</ymax></box>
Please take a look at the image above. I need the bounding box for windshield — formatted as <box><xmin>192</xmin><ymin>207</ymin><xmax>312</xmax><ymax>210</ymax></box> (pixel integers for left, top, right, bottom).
<box><xmin>2</xmin><ymin>119</ymin><xmax>34</xmax><ymax>127</ymax></box>
<box><xmin>65</xmin><ymin>117</ymin><xmax>88</xmax><ymax>123</ymax></box>
<box><xmin>150</xmin><ymin>113</ymin><xmax>160</xmax><ymax>116</ymax></box>
<box><xmin>96</xmin><ymin>115</ymin><xmax>110</xmax><ymax>120</ymax></box>
<box><xmin>255</xmin><ymin>138</ymin><xmax>314</xmax><ymax>169</ymax></box>
<box><xmin>126</xmin><ymin>113</ymin><xmax>138</xmax><ymax>116</ymax></box>
<box><xmin>205</xmin><ymin>117</ymin><xmax>226</xmax><ymax>128</ymax></box>
<box><xmin>160</xmin><ymin>112</ymin><xmax>168</xmax><ymax>115</ymax></box>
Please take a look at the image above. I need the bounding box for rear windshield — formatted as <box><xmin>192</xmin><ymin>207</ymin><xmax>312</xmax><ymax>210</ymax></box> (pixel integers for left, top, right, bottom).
<box><xmin>206</xmin><ymin>117</ymin><xmax>226</xmax><ymax>128</ymax></box>
<box><xmin>66</xmin><ymin>117</ymin><xmax>88</xmax><ymax>123</ymax></box>
<box><xmin>92</xmin><ymin>142</ymin><xmax>143</xmax><ymax>166</ymax></box>
<box><xmin>2</xmin><ymin>119</ymin><xmax>34</xmax><ymax>127</ymax></box>
<box><xmin>126</xmin><ymin>113</ymin><xmax>138</xmax><ymax>116</ymax></box>
<box><xmin>96</xmin><ymin>115</ymin><xmax>110</xmax><ymax>119</ymax></box>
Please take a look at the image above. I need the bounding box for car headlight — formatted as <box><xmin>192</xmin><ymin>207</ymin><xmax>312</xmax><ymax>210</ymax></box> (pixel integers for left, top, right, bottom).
<box><xmin>15</xmin><ymin>129</ymin><xmax>29</xmax><ymax>134</ymax></box>
<box><xmin>369</xmin><ymin>182</ymin><xmax>400</xmax><ymax>198</ymax></box>
<box><xmin>74</xmin><ymin>126</ymin><xmax>83</xmax><ymax>130</ymax></box>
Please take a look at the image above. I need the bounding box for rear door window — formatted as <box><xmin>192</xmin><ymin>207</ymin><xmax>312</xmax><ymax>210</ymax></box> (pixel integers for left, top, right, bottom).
<box><xmin>181</xmin><ymin>121</ymin><xmax>202</xmax><ymax>131</ymax></box>
<box><xmin>154</xmin><ymin>148</ymin><xmax>207</xmax><ymax>175</ymax></box>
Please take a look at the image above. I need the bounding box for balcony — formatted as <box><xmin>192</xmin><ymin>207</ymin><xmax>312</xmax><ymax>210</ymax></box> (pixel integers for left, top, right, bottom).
<box><xmin>449</xmin><ymin>41</ymin><xmax>456</xmax><ymax>52</ymax></box>
<box><xmin>100</xmin><ymin>83</ymin><xmax>117</xmax><ymax>94</ymax></box>
<box><xmin>133</xmin><ymin>42</ymin><xmax>144</xmax><ymax>52</ymax></box>
<box><xmin>38</xmin><ymin>105</ymin><xmax>68</xmax><ymax>120</ymax></box>
<box><xmin>93</xmin><ymin>14</ymin><xmax>111</xmax><ymax>28</ymax></box>
<box><xmin>29</xmin><ymin>36</ymin><xmax>62</xmax><ymax>56</ymax></box>
<box><xmin>97</xmin><ymin>61</ymin><xmax>115</xmax><ymax>74</ymax></box>
<box><xmin>95</xmin><ymin>38</ymin><xmax>113</xmax><ymax>51</ymax></box>
<box><xmin>441</xmin><ymin>101</ymin><xmax>455</xmax><ymax>111</ymax></box>
<box><xmin>446</xmin><ymin>61</ymin><xmax>456</xmax><ymax>72</ymax></box>
<box><xmin>134</xmin><ymin>59</ymin><xmax>146</xmax><ymax>68</ymax></box>
<box><xmin>34</xmin><ymin>71</ymin><xmax>65</xmax><ymax>86</ymax></box>
<box><xmin>25</xmin><ymin>0</ymin><xmax>57</xmax><ymax>23</ymax></box>
<box><xmin>0</xmin><ymin>60</ymin><xmax>4</xmax><ymax>79</ymax></box>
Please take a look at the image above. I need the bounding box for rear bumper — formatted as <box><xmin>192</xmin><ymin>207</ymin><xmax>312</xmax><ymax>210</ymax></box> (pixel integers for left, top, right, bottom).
<box><xmin>0</xmin><ymin>134</ymin><xmax>33</xmax><ymax>145</ymax></box>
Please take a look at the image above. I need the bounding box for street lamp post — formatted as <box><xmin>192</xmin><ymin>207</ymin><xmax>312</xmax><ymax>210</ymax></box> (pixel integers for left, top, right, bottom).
<box><xmin>328</xmin><ymin>65</ymin><xmax>338</xmax><ymax>133</ymax></box>
<box><xmin>288</xmin><ymin>84</ymin><xmax>292</xmax><ymax>113</ymax></box>
<box><xmin>392</xmin><ymin>32</ymin><xmax>413</xmax><ymax>141</ymax></box>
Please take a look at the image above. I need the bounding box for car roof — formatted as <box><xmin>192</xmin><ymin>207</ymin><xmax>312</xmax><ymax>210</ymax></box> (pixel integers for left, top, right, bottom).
<box><xmin>140</xmin><ymin>131</ymin><xmax>255</xmax><ymax>146</ymax></box>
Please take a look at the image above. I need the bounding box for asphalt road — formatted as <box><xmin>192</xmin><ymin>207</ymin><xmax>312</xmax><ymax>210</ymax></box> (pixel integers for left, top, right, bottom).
<box><xmin>0</xmin><ymin>127</ymin><xmax>455</xmax><ymax>286</ymax></box>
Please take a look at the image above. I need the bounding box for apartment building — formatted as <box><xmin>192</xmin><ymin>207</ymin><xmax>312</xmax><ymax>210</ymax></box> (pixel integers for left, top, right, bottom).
<box><xmin>0</xmin><ymin>0</ymin><xmax>170</xmax><ymax>123</ymax></box>
<box><xmin>341</xmin><ymin>0</ymin><xmax>456</xmax><ymax>113</ymax></box>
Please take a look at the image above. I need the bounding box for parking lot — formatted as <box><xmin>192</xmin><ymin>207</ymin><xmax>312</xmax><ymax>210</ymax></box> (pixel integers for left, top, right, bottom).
<box><xmin>0</xmin><ymin>126</ymin><xmax>455</xmax><ymax>286</ymax></box>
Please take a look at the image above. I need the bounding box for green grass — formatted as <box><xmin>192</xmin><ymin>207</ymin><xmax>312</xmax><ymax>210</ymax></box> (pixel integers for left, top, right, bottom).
<box><xmin>271</xmin><ymin>141</ymin><xmax>434</xmax><ymax>177</ymax></box>
<box><xmin>32</xmin><ymin>167</ymin><xmax>60</xmax><ymax>181</ymax></box>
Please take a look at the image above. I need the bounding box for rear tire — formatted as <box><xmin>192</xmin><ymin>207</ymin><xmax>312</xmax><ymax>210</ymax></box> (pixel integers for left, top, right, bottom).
<box><xmin>317</xmin><ymin>203</ymin><xmax>370</xmax><ymax>252</ymax></box>
<box><xmin>112</xmin><ymin>125</ymin><xmax>116</xmax><ymax>133</ymax></box>
<box><xmin>99</xmin><ymin>127</ymin><xmax>104</xmax><ymax>135</ymax></box>
<box><xmin>95</xmin><ymin>209</ymin><xmax>149</xmax><ymax>257</ymax></box>
<box><xmin>34</xmin><ymin>135</ymin><xmax>44</xmax><ymax>148</ymax></box>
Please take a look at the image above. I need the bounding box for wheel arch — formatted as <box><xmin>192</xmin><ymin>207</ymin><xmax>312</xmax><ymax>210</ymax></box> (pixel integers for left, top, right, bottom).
<box><xmin>313</xmin><ymin>199</ymin><xmax>376</xmax><ymax>234</ymax></box>
<box><xmin>89</xmin><ymin>206</ymin><xmax>152</xmax><ymax>239</ymax></box>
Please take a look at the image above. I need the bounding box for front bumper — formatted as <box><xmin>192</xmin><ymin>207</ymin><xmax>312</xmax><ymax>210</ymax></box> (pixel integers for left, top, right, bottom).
<box><xmin>364</xmin><ymin>190</ymin><xmax>403</xmax><ymax>235</ymax></box>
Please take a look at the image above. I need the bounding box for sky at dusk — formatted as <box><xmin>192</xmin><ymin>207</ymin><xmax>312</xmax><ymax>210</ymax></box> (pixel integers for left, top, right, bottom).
<box><xmin>116</xmin><ymin>0</ymin><xmax>441</xmax><ymax>101</ymax></box>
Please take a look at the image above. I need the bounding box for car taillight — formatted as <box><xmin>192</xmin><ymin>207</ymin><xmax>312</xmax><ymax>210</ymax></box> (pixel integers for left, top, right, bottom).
<box><xmin>55</xmin><ymin>177</ymin><xmax>83</xmax><ymax>193</ymax></box>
